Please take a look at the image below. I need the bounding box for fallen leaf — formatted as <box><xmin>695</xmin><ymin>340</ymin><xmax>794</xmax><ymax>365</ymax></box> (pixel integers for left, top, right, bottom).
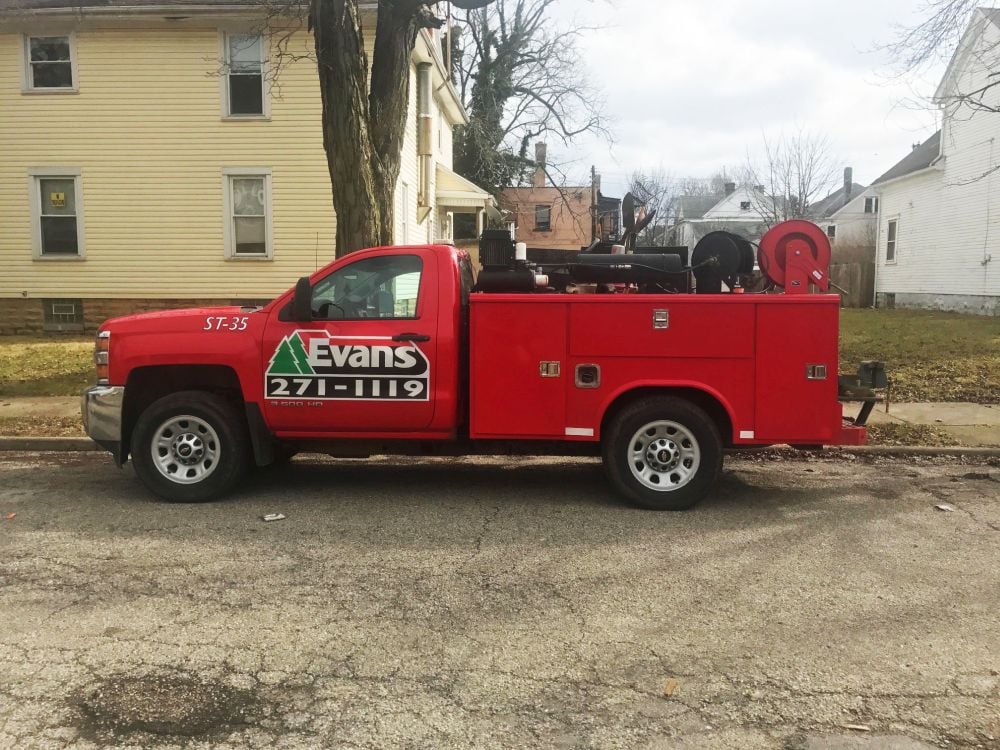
<box><xmin>663</xmin><ymin>678</ymin><xmax>679</xmax><ymax>697</ymax></box>
<box><xmin>935</xmin><ymin>503</ymin><xmax>956</xmax><ymax>512</ymax></box>
<box><xmin>5</xmin><ymin>512</ymin><xmax>15</xmax><ymax>520</ymax></box>
<box><xmin>841</xmin><ymin>724</ymin><xmax>871</xmax><ymax>732</ymax></box>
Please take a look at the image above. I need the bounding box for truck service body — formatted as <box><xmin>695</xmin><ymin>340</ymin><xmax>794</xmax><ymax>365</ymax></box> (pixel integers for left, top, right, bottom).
<box><xmin>83</xmin><ymin>231</ymin><xmax>871</xmax><ymax>510</ymax></box>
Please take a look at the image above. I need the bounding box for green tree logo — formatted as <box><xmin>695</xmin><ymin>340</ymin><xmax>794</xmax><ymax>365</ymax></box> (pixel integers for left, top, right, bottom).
<box><xmin>268</xmin><ymin>333</ymin><xmax>314</xmax><ymax>375</ymax></box>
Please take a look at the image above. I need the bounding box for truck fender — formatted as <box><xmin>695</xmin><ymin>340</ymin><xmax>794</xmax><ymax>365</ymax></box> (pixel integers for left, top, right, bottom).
<box><xmin>597</xmin><ymin>381</ymin><xmax>738</xmax><ymax>444</ymax></box>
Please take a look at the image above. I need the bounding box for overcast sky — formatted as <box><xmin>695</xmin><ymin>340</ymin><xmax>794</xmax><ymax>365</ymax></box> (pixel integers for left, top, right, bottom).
<box><xmin>542</xmin><ymin>0</ymin><xmax>950</xmax><ymax>196</ymax></box>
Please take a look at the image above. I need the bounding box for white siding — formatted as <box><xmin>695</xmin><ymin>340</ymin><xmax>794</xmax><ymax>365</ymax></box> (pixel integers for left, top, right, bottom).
<box><xmin>827</xmin><ymin>189</ymin><xmax>878</xmax><ymax>247</ymax></box>
<box><xmin>875</xmin><ymin>19</ymin><xmax>1000</xmax><ymax>300</ymax></box>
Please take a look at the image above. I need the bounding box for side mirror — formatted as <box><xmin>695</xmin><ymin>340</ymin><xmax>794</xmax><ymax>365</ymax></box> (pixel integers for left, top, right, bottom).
<box><xmin>292</xmin><ymin>277</ymin><xmax>313</xmax><ymax>322</ymax></box>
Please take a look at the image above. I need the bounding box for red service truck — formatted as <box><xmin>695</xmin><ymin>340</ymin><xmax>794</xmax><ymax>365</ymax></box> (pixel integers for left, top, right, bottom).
<box><xmin>82</xmin><ymin>212</ymin><xmax>879</xmax><ymax>510</ymax></box>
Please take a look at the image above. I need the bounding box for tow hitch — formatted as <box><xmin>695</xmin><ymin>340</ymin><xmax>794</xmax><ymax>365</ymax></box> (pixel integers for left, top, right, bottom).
<box><xmin>839</xmin><ymin>360</ymin><xmax>888</xmax><ymax>427</ymax></box>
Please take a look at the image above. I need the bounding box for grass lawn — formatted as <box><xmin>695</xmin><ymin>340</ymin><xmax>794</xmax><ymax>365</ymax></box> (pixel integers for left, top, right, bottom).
<box><xmin>839</xmin><ymin>308</ymin><xmax>1000</xmax><ymax>404</ymax></box>
<box><xmin>0</xmin><ymin>336</ymin><xmax>93</xmax><ymax>398</ymax></box>
<box><xmin>0</xmin><ymin>308</ymin><xmax>997</xmax><ymax>403</ymax></box>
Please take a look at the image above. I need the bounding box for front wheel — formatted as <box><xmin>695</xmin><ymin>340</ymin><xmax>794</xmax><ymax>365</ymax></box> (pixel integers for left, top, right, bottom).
<box><xmin>602</xmin><ymin>397</ymin><xmax>723</xmax><ymax>510</ymax></box>
<box><xmin>130</xmin><ymin>391</ymin><xmax>251</xmax><ymax>502</ymax></box>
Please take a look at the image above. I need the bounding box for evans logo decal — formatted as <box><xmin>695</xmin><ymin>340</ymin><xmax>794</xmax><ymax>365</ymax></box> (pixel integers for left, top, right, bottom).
<box><xmin>266</xmin><ymin>331</ymin><xmax>429</xmax><ymax>401</ymax></box>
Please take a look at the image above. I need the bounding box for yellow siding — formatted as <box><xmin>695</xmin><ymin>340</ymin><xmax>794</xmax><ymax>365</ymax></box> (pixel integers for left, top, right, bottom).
<box><xmin>0</xmin><ymin>22</ymin><xmax>455</xmax><ymax>300</ymax></box>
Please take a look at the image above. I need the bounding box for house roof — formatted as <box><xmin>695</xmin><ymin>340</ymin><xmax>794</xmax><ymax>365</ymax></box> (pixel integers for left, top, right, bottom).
<box><xmin>677</xmin><ymin>195</ymin><xmax>722</xmax><ymax>220</ymax></box>
<box><xmin>810</xmin><ymin>182</ymin><xmax>868</xmax><ymax>219</ymax></box>
<box><xmin>872</xmin><ymin>130</ymin><xmax>942</xmax><ymax>185</ymax></box>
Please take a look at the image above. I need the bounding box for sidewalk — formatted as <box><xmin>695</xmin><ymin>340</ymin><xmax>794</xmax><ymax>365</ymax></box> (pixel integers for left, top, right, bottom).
<box><xmin>842</xmin><ymin>401</ymin><xmax>1000</xmax><ymax>447</ymax></box>
<box><xmin>1</xmin><ymin>396</ymin><xmax>999</xmax><ymax>446</ymax></box>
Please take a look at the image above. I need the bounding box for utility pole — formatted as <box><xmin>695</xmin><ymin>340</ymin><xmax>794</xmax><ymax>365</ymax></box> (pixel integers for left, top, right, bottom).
<box><xmin>591</xmin><ymin>165</ymin><xmax>598</xmax><ymax>241</ymax></box>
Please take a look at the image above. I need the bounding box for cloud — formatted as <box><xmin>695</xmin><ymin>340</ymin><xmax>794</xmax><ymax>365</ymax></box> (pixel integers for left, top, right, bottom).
<box><xmin>542</xmin><ymin>0</ymin><xmax>945</xmax><ymax>195</ymax></box>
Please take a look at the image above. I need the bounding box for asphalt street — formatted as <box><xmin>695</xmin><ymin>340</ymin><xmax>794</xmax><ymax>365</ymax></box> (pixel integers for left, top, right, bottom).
<box><xmin>0</xmin><ymin>451</ymin><xmax>998</xmax><ymax>749</ymax></box>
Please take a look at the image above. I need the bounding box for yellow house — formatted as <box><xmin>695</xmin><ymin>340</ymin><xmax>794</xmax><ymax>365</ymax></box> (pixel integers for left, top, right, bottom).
<box><xmin>0</xmin><ymin>0</ymin><xmax>491</xmax><ymax>333</ymax></box>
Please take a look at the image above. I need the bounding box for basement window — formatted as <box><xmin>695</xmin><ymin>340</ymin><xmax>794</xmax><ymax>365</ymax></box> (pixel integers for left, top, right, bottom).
<box><xmin>43</xmin><ymin>299</ymin><xmax>84</xmax><ymax>332</ymax></box>
<box><xmin>25</xmin><ymin>35</ymin><xmax>75</xmax><ymax>90</ymax></box>
<box><xmin>535</xmin><ymin>204</ymin><xmax>551</xmax><ymax>231</ymax></box>
<box><xmin>224</xmin><ymin>33</ymin><xmax>265</xmax><ymax>117</ymax></box>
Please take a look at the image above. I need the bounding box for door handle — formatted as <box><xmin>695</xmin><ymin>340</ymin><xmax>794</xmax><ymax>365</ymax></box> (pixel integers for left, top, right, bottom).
<box><xmin>392</xmin><ymin>333</ymin><xmax>431</xmax><ymax>343</ymax></box>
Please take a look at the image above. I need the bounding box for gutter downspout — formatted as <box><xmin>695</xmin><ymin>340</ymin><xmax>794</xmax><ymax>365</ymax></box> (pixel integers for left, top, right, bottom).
<box><xmin>416</xmin><ymin>62</ymin><xmax>434</xmax><ymax>224</ymax></box>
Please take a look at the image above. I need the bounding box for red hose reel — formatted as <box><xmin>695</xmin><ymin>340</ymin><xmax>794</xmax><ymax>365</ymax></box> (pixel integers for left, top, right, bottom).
<box><xmin>758</xmin><ymin>220</ymin><xmax>832</xmax><ymax>294</ymax></box>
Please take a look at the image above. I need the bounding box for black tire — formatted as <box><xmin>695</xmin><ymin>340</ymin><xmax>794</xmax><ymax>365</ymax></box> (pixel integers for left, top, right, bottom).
<box><xmin>602</xmin><ymin>396</ymin><xmax>723</xmax><ymax>510</ymax></box>
<box><xmin>130</xmin><ymin>391</ymin><xmax>251</xmax><ymax>502</ymax></box>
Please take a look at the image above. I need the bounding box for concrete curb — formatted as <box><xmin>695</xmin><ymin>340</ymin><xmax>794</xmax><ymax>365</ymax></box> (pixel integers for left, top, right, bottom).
<box><xmin>0</xmin><ymin>436</ymin><xmax>99</xmax><ymax>452</ymax></box>
<box><xmin>728</xmin><ymin>445</ymin><xmax>1000</xmax><ymax>458</ymax></box>
<box><xmin>830</xmin><ymin>445</ymin><xmax>1000</xmax><ymax>458</ymax></box>
<box><xmin>0</xmin><ymin>436</ymin><xmax>998</xmax><ymax>459</ymax></box>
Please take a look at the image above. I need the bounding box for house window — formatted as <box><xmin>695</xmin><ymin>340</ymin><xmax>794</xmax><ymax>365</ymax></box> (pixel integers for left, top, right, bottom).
<box><xmin>224</xmin><ymin>169</ymin><xmax>272</xmax><ymax>258</ymax></box>
<box><xmin>535</xmin><ymin>204</ymin><xmax>551</xmax><ymax>231</ymax></box>
<box><xmin>42</xmin><ymin>299</ymin><xmax>84</xmax><ymax>332</ymax></box>
<box><xmin>826</xmin><ymin>225</ymin><xmax>836</xmax><ymax>239</ymax></box>
<box><xmin>25</xmin><ymin>36</ymin><xmax>74</xmax><ymax>90</ymax></box>
<box><xmin>225</xmin><ymin>33</ymin><xmax>265</xmax><ymax>116</ymax></box>
<box><xmin>886</xmin><ymin>219</ymin><xmax>898</xmax><ymax>263</ymax></box>
<box><xmin>31</xmin><ymin>171</ymin><xmax>84</xmax><ymax>257</ymax></box>
<box><xmin>399</xmin><ymin>182</ymin><xmax>410</xmax><ymax>243</ymax></box>
<box><xmin>864</xmin><ymin>197</ymin><xmax>879</xmax><ymax>214</ymax></box>
<box><xmin>740</xmin><ymin>201</ymin><xmax>751</xmax><ymax>210</ymax></box>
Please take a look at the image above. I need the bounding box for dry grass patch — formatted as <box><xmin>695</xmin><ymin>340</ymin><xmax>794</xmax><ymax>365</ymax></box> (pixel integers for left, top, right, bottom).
<box><xmin>840</xmin><ymin>309</ymin><xmax>1000</xmax><ymax>404</ymax></box>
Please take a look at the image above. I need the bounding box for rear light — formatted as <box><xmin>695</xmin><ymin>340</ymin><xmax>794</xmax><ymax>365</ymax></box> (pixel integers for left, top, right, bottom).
<box><xmin>94</xmin><ymin>331</ymin><xmax>110</xmax><ymax>384</ymax></box>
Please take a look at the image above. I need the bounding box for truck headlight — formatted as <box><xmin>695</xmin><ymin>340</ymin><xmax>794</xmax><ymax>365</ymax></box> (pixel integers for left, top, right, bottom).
<box><xmin>94</xmin><ymin>330</ymin><xmax>110</xmax><ymax>384</ymax></box>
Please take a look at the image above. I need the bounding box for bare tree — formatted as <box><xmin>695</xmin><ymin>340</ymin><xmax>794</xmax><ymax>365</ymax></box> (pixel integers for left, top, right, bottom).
<box><xmin>741</xmin><ymin>131</ymin><xmax>839</xmax><ymax>227</ymax></box>
<box><xmin>883</xmin><ymin>1</ymin><xmax>999</xmax><ymax>111</ymax></box>
<box><xmin>452</xmin><ymin>0</ymin><xmax>611</xmax><ymax>195</ymax></box>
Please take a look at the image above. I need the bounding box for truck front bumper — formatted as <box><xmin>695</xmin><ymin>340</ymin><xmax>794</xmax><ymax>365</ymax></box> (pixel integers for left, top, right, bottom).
<box><xmin>81</xmin><ymin>385</ymin><xmax>125</xmax><ymax>464</ymax></box>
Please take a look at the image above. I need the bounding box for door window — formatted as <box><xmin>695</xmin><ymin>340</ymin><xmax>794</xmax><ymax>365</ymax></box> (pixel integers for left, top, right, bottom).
<box><xmin>311</xmin><ymin>254</ymin><xmax>422</xmax><ymax>320</ymax></box>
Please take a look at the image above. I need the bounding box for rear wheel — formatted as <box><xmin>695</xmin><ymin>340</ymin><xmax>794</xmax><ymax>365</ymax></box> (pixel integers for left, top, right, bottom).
<box><xmin>131</xmin><ymin>391</ymin><xmax>251</xmax><ymax>502</ymax></box>
<box><xmin>602</xmin><ymin>397</ymin><xmax>723</xmax><ymax>510</ymax></box>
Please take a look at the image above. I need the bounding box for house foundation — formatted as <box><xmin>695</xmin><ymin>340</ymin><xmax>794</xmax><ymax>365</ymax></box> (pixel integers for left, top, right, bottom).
<box><xmin>0</xmin><ymin>298</ymin><xmax>254</xmax><ymax>335</ymax></box>
<box><xmin>877</xmin><ymin>292</ymin><xmax>999</xmax><ymax>316</ymax></box>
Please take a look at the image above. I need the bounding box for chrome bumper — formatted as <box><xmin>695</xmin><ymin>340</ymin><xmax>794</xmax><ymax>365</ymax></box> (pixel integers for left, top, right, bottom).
<box><xmin>81</xmin><ymin>386</ymin><xmax>125</xmax><ymax>461</ymax></box>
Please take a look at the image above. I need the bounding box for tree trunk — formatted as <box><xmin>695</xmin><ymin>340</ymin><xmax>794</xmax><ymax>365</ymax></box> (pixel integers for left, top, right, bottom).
<box><xmin>369</xmin><ymin>1</ymin><xmax>423</xmax><ymax>247</ymax></box>
<box><xmin>311</xmin><ymin>0</ymin><xmax>487</xmax><ymax>255</ymax></box>
<box><xmin>312</xmin><ymin>0</ymin><xmax>382</xmax><ymax>256</ymax></box>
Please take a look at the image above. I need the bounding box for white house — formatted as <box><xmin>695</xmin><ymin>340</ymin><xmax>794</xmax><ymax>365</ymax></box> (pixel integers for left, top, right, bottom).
<box><xmin>810</xmin><ymin>169</ymin><xmax>878</xmax><ymax>251</ymax></box>
<box><xmin>823</xmin><ymin>188</ymin><xmax>879</xmax><ymax>248</ymax></box>
<box><xmin>873</xmin><ymin>8</ymin><xmax>1000</xmax><ymax>315</ymax></box>
<box><xmin>670</xmin><ymin>183</ymin><xmax>772</xmax><ymax>248</ymax></box>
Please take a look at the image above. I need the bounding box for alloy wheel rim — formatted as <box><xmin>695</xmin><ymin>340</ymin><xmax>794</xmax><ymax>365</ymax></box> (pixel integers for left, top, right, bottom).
<box><xmin>151</xmin><ymin>415</ymin><xmax>221</xmax><ymax>485</ymax></box>
<box><xmin>628</xmin><ymin>420</ymin><xmax>700</xmax><ymax>491</ymax></box>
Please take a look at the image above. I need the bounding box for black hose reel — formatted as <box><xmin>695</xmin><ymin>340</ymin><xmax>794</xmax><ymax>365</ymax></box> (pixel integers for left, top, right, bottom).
<box><xmin>690</xmin><ymin>232</ymin><xmax>756</xmax><ymax>294</ymax></box>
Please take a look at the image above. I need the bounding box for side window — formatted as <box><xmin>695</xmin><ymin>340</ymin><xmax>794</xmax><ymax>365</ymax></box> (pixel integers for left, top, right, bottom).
<box><xmin>31</xmin><ymin>171</ymin><xmax>84</xmax><ymax>257</ymax></box>
<box><xmin>311</xmin><ymin>255</ymin><xmax>422</xmax><ymax>320</ymax></box>
<box><xmin>225</xmin><ymin>33</ymin><xmax>265</xmax><ymax>117</ymax></box>
<box><xmin>886</xmin><ymin>219</ymin><xmax>898</xmax><ymax>263</ymax></box>
<box><xmin>535</xmin><ymin>204</ymin><xmax>551</xmax><ymax>231</ymax></box>
<box><xmin>25</xmin><ymin>36</ymin><xmax>74</xmax><ymax>90</ymax></box>
<box><xmin>224</xmin><ymin>169</ymin><xmax>272</xmax><ymax>258</ymax></box>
